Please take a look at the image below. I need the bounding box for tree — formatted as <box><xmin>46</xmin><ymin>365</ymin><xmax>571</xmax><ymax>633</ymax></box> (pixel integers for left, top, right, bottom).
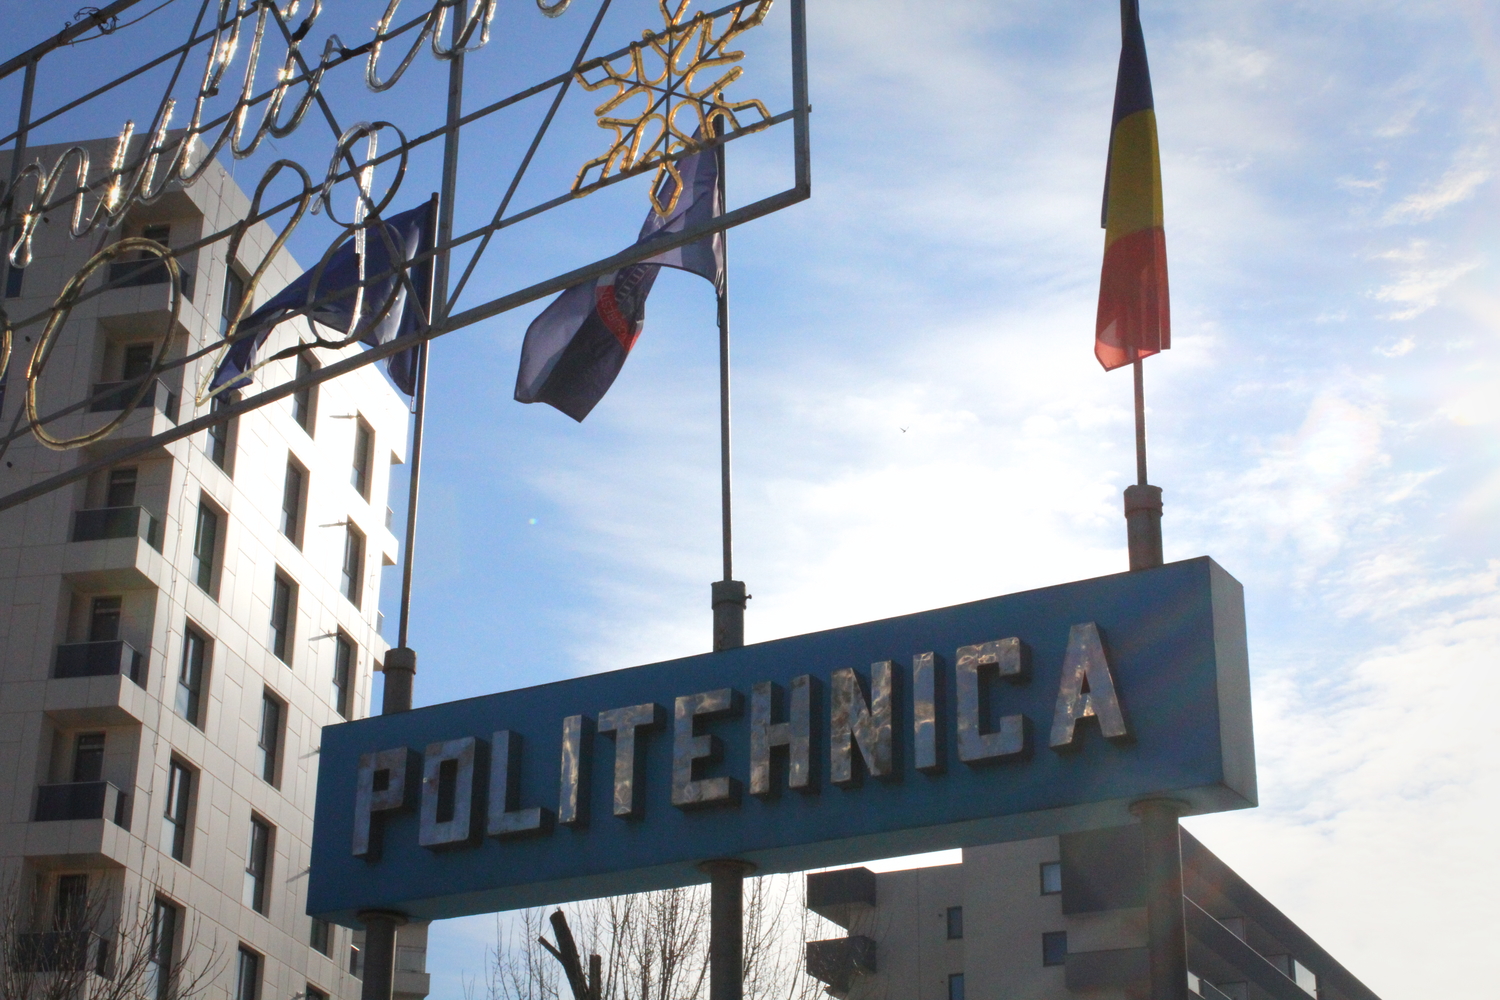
<box><xmin>472</xmin><ymin>875</ymin><xmax>825</xmax><ymax>1000</ymax></box>
<box><xmin>0</xmin><ymin>870</ymin><xmax>220</xmax><ymax>1000</ymax></box>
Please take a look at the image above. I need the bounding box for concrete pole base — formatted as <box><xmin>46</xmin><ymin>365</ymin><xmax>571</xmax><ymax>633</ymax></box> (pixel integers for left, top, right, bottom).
<box><xmin>382</xmin><ymin>646</ymin><xmax>417</xmax><ymax>715</ymax></box>
<box><xmin>357</xmin><ymin>909</ymin><xmax>409</xmax><ymax>1000</ymax></box>
<box><xmin>711</xmin><ymin>581</ymin><xmax>748</xmax><ymax>652</ymax></box>
<box><xmin>1124</xmin><ymin>485</ymin><xmax>1164</xmax><ymax>571</ymax></box>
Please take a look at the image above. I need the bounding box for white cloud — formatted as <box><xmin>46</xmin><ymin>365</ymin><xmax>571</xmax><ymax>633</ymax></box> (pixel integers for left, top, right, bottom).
<box><xmin>1372</xmin><ymin>240</ymin><xmax>1481</xmax><ymax>320</ymax></box>
<box><xmin>1382</xmin><ymin>143</ymin><xmax>1494</xmax><ymax>223</ymax></box>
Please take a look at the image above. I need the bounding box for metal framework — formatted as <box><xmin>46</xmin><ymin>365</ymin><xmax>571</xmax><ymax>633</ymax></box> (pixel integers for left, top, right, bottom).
<box><xmin>0</xmin><ymin>0</ymin><xmax>810</xmax><ymax>513</ymax></box>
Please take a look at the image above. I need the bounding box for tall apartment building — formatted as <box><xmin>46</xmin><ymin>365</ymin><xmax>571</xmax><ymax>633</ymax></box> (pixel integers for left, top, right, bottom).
<box><xmin>0</xmin><ymin>136</ymin><xmax>429</xmax><ymax>1000</ymax></box>
<box><xmin>805</xmin><ymin>827</ymin><xmax>1382</xmax><ymax>1000</ymax></box>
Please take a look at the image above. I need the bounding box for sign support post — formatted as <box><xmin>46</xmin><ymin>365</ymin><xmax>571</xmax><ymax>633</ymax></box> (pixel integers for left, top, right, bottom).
<box><xmin>1135</xmin><ymin>799</ymin><xmax>1189</xmax><ymax>1000</ymax></box>
<box><xmin>701</xmin><ymin>859</ymin><xmax>757</xmax><ymax>1000</ymax></box>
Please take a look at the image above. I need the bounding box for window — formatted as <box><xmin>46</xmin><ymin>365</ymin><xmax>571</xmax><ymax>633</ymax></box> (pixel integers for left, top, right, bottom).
<box><xmin>306</xmin><ymin>986</ymin><xmax>329</xmax><ymax>1000</ymax></box>
<box><xmin>162</xmin><ymin>759</ymin><xmax>193</xmax><ymax>862</ymax></box>
<box><xmin>72</xmin><ymin>733</ymin><xmax>106</xmax><ymax>783</ymax></box>
<box><xmin>89</xmin><ymin>596</ymin><xmax>122</xmax><ymax>642</ymax></box>
<box><xmin>106</xmin><ymin>467</ymin><xmax>138</xmax><ymax>507</ymax></box>
<box><xmin>192</xmin><ymin>500</ymin><xmax>219</xmax><ymax>593</ymax></box>
<box><xmin>351</xmin><ymin>418</ymin><xmax>373</xmax><ymax>499</ymax></box>
<box><xmin>55</xmin><ymin>875</ymin><xmax>89</xmax><ymax>929</ymax></box>
<box><xmin>1042</xmin><ymin>931</ymin><xmax>1068</xmax><ymax>967</ymax></box>
<box><xmin>348</xmin><ymin>944</ymin><xmax>362</xmax><ymax>979</ymax></box>
<box><xmin>221</xmin><ymin>267</ymin><xmax>246</xmax><ymax>337</ymax></box>
<box><xmin>4</xmin><ymin>264</ymin><xmax>22</xmax><ymax>298</ymax></box>
<box><xmin>341</xmin><ymin>525</ymin><xmax>364</xmax><ymax>608</ymax></box>
<box><xmin>291</xmin><ymin>355</ymin><xmax>316</xmax><ymax>435</ymax></box>
<box><xmin>309</xmin><ymin>917</ymin><xmax>332</xmax><ymax>957</ymax></box>
<box><xmin>177</xmin><ymin>628</ymin><xmax>208</xmax><ymax>725</ymax></box>
<box><xmin>281</xmin><ymin>460</ymin><xmax>305</xmax><ymax>546</ymax></box>
<box><xmin>332</xmin><ymin>634</ymin><xmax>354</xmax><ymax>719</ymax></box>
<box><xmin>150</xmin><ymin>897</ymin><xmax>180</xmax><ymax>1000</ymax></box>
<box><xmin>271</xmin><ymin>573</ymin><xmax>297</xmax><ymax>664</ymax></box>
<box><xmin>141</xmin><ymin>223</ymin><xmax>172</xmax><ymax>247</ymax></box>
<box><xmin>1040</xmin><ymin>861</ymin><xmax>1062</xmax><ymax>896</ymax></box>
<box><xmin>946</xmin><ymin>905</ymin><xmax>963</xmax><ymax>940</ymax></box>
<box><xmin>235</xmin><ymin>946</ymin><xmax>261</xmax><ymax>1000</ymax></box>
<box><xmin>257</xmin><ymin>692</ymin><xmax>283</xmax><ymax>785</ymax></box>
<box><xmin>123</xmin><ymin>343</ymin><xmax>155</xmax><ymax>381</ymax></box>
<box><xmin>947</xmin><ymin>973</ymin><xmax>964</xmax><ymax>1000</ymax></box>
<box><xmin>243</xmin><ymin>817</ymin><xmax>273</xmax><ymax>914</ymax></box>
<box><xmin>207</xmin><ymin>392</ymin><xmax>236</xmax><ymax>472</ymax></box>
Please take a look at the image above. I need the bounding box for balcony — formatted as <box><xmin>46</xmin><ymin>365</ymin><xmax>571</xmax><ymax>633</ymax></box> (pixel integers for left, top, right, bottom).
<box><xmin>88</xmin><ymin>379</ymin><xmax>179</xmax><ymax>423</ymax></box>
<box><xmin>805</xmin><ymin>936</ymin><xmax>876</xmax><ymax>994</ymax></box>
<box><xmin>105</xmin><ymin>258</ymin><xmax>194</xmax><ymax>300</ymax></box>
<box><xmin>34</xmin><ymin>781</ymin><xmax>128</xmax><ymax>826</ymax></box>
<box><xmin>11</xmin><ymin>931</ymin><xmax>112</xmax><ymax>977</ymax></box>
<box><xmin>72</xmin><ymin>506</ymin><xmax>161</xmax><ymax>552</ymax></box>
<box><xmin>54</xmin><ymin>640</ymin><xmax>144</xmax><ymax>685</ymax></box>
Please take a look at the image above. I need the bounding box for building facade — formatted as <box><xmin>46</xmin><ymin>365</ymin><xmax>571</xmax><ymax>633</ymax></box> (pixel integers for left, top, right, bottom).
<box><xmin>806</xmin><ymin>827</ymin><xmax>1381</xmax><ymax>1000</ymax></box>
<box><xmin>0</xmin><ymin>136</ymin><xmax>428</xmax><ymax>1000</ymax></box>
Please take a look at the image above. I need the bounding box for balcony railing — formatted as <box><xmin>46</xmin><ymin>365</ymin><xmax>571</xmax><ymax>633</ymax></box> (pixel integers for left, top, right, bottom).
<box><xmin>54</xmin><ymin>640</ymin><xmax>144</xmax><ymax>685</ymax></box>
<box><xmin>72</xmin><ymin>505</ymin><xmax>162</xmax><ymax>551</ymax></box>
<box><xmin>105</xmin><ymin>258</ymin><xmax>194</xmax><ymax>300</ymax></box>
<box><xmin>12</xmin><ymin>930</ymin><xmax>112</xmax><ymax>977</ymax></box>
<box><xmin>89</xmin><ymin>379</ymin><xmax>180</xmax><ymax>423</ymax></box>
<box><xmin>34</xmin><ymin>780</ymin><xmax>128</xmax><ymax>826</ymax></box>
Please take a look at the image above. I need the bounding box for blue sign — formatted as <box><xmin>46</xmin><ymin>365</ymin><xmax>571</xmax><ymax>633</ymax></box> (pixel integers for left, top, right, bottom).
<box><xmin>309</xmin><ymin>557</ymin><xmax>1255</xmax><ymax>924</ymax></box>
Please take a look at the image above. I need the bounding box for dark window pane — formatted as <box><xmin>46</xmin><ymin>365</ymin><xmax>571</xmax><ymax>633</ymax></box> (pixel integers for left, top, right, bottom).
<box><xmin>309</xmin><ymin>918</ymin><xmax>331</xmax><ymax>956</ymax></box>
<box><xmin>208</xmin><ymin>394</ymin><xmax>233</xmax><ymax>470</ymax></box>
<box><xmin>163</xmin><ymin>762</ymin><xmax>192</xmax><ymax>861</ymax></box>
<box><xmin>151</xmin><ymin>897</ymin><xmax>179</xmax><ymax>999</ymax></box>
<box><xmin>55</xmin><ymin>875</ymin><xmax>89</xmax><ymax>929</ymax></box>
<box><xmin>72</xmin><ymin>733</ymin><xmax>105</xmax><ymax>783</ymax></box>
<box><xmin>342</xmin><ymin>527</ymin><xmax>363</xmax><ymax>608</ymax></box>
<box><xmin>221</xmin><ymin>268</ymin><xmax>246</xmax><ymax>337</ymax></box>
<box><xmin>4</xmin><ymin>265</ymin><xmax>22</xmax><ymax>298</ymax></box>
<box><xmin>1042</xmin><ymin>931</ymin><xmax>1068</xmax><ymax>967</ymax></box>
<box><xmin>123</xmin><ymin>343</ymin><xmax>155</xmax><ymax>381</ymax></box>
<box><xmin>89</xmin><ymin>596</ymin><xmax>122</xmax><ymax>642</ymax></box>
<box><xmin>235</xmin><ymin>947</ymin><xmax>260</xmax><ymax>1000</ymax></box>
<box><xmin>244</xmin><ymin>819</ymin><xmax>271</xmax><ymax>913</ymax></box>
<box><xmin>292</xmin><ymin>356</ymin><xmax>315</xmax><ymax>434</ymax></box>
<box><xmin>106</xmin><ymin>467</ymin><xmax>138</xmax><ymax>507</ymax></box>
<box><xmin>281</xmin><ymin>463</ymin><xmax>303</xmax><ymax>544</ymax></box>
<box><xmin>177</xmin><ymin>628</ymin><xmax>207</xmax><ymax>725</ymax></box>
<box><xmin>306</xmin><ymin>986</ymin><xmax>328</xmax><ymax>1000</ymax></box>
<box><xmin>948</xmin><ymin>973</ymin><xmax>964</xmax><ymax>1000</ymax></box>
<box><xmin>351</xmin><ymin>419</ymin><xmax>372</xmax><ymax>497</ymax></box>
<box><xmin>1040</xmin><ymin>861</ymin><xmax>1063</xmax><ymax>895</ymax></box>
<box><xmin>946</xmin><ymin>905</ymin><xmax>963</xmax><ymax>940</ymax></box>
<box><xmin>271</xmin><ymin>575</ymin><xmax>295</xmax><ymax>664</ymax></box>
<box><xmin>258</xmin><ymin>694</ymin><xmax>281</xmax><ymax>784</ymax></box>
<box><xmin>333</xmin><ymin>636</ymin><xmax>353</xmax><ymax>719</ymax></box>
<box><xmin>192</xmin><ymin>504</ymin><xmax>218</xmax><ymax>591</ymax></box>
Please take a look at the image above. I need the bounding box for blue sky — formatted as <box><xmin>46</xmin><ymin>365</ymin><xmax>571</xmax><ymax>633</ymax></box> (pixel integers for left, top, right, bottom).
<box><xmin>6</xmin><ymin>1</ymin><xmax>1498</xmax><ymax>997</ymax></box>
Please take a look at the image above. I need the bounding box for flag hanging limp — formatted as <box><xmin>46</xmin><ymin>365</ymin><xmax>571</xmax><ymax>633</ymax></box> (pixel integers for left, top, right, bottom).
<box><xmin>514</xmin><ymin>141</ymin><xmax>724</xmax><ymax>422</ymax></box>
<box><xmin>1096</xmin><ymin>0</ymin><xmax>1169</xmax><ymax>372</ymax></box>
<box><xmin>210</xmin><ymin>201</ymin><xmax>435</xmax><ymax>396</ymax></box>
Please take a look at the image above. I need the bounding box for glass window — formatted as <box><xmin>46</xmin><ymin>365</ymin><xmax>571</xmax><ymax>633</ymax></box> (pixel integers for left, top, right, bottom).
<box><xmin>150</xmin><ymin>897</ymin><xmax>180</xmax><ymax>1000</ymax></box>
<box><xmin>89</xmin><ymin>596</ymin><xmax>122</xmax><ymax>642</ymax></box>
<box><xmin>123</xmin><ymin>343</ymin><xmax>155</xmax><ymax>381</ymax></box>
<box><xmin>271</xmin><ymin>574</ymin><xmax>296</xmax><ymax>664</ymax></box>
<box><xmin>244</xmin><ymin>818</ymin><xmax>272</xmax><ymax>914</ymax></box>
<box><xmin>351</xmin><ymin>418</ymin><xmax>373</xmax><ymax>498</ymax></box>
<box><xmin>946</xmin><ymin>905</ymin><xmax>963</xmax><ymax>940</ymax></box>
<box><xmin>258</xmin><ymin>693</ymin><xmax>282</xmax><ymax>785</ymax></box>
<box><xmin>55</xmin><ymin>874</ymin><xmax>89</xmax><ymax>929</ymax></box>
<box><xmin>292</xmin><ymin>355</ymin><xmax>316</xmax><ymax>435</ymax></box>
<box><xmin>341</xmin><ymin>526</ymin><xmax>364</xmax><ymax>608</ymax></box>
<box><xmin>947</xmin><ymin>973</ymin><xmax>964</xmax><ymax>1000</ymax></box>
<box><xmin>177</xmin><ymin>627</ymin><xmax>208</xmax><ymax>726</ymax></box>
<box><xmin>235</xmin><ymin>946</ymin><xmax>261</xmax><ymax>1000</ymax></box>
<box><xmin>72</xmin><ymin>733</ymin><xmax>105</xmax><ymax>783</ymax></box>
<box><xmin>281</xmin><ymin>461</ymin><xmax>304</xmax><ymax>546</ymax></box>
<box><xmin>333</xmin><ymin>635</ymin><xmax>354</xmax><ymax>719</ymax></box>
<box><xmin>306</xmin><ymin>986</ymin><xmax>329</xmax><ymax>1000</ymax></box>
<box><xmin>162</xmin><ymin>760</ymin><xmax>193</xmax><ymax>862</ymax></box>
<box><xmin>207</xmin><ymin>393</ymin><xmax>235</xmax><ymax>471</ymax></box>
<box><xmin>141</xmin><ymin>223</ymin><xmax>171</xmax><ymax>246</ymax></box>
<box><xmin>1040</xmin><ymin>861</ymin><xmax>1062</xmax><ymax>896</ymax></box>
<box><xmin>348</xmin><ymin>944</ymin><xmax>362</xmax><ymax>979</ymax></box>
<box><xmin>309</xmin><ymin>917</ymin><xmax>332</xmax><ymax>957</ymax></box>
<box><xmin>4</xmin><ymin>265</ymin><xmax>22</xmax><ymax>298</ymax></box>
<box><xmin>106</xmin><ymin>467</ymin><xmax>138</xmax><ymax>507</ymax></box>
<box><xmin>192</xmin><ymin>501</ymin><xmax>218</xmax><ymax>592</ymax></box>
<box><xmin>221</xmin><ymin>268</ymin><xmax>246</xmax><ymax>337</ymax></box>
<box><xmin>1042</xmin><ymin>931</ymin><xmax>1068</xmax><ymax>967</ymax></box>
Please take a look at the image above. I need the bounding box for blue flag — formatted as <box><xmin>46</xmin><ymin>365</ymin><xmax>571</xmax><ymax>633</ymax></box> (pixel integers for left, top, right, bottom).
<box><xmin>210</xmin><ymin>201</ymin><xmax>435</xmax><ymax>396</ymax></box>
<box><xmin>514</xmin><ymin>143</ymin><xmax>723</xmax><ymax>422</ymax></box>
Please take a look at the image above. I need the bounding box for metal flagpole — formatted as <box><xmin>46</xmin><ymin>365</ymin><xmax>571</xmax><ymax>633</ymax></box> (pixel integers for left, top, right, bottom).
<box><xmin>1123</xmin><ymin>353</ymin><xmax>1162</xmax><ymax>572</ymax></box>
<box><xmin>711</xmin><ymin>128</ymin><xmax>747</xmax><ymax>653</ymax></box>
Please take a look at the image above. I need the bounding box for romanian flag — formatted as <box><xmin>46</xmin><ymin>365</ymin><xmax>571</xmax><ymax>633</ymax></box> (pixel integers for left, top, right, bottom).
<box><xmin>1096</xmin><ymin>0</ymin><xmax>1168</xmax><ymax>371</ymax></box>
